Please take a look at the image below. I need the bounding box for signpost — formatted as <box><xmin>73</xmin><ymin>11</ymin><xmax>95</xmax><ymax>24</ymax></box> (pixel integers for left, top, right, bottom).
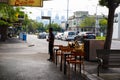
<box><xmin>42</xmin><ymin>16</ymin><xmax>51</xmax><ymax>28</ymax></box>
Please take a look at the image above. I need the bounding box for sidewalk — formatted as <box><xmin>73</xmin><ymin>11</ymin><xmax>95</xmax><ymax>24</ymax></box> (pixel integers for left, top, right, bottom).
<box><xmin>83</xmin><ymin>61</ymin><xmax>120</xmax><ymax>80</ymax></box>
<box><xmin>0</xmin><ymin>38</ymin><xmax>84</xmax><ymax>80</ymax></box>
<box><xmin>0</xmin><ymin>37</ymin><xmax>120</xmax><ymax>80</ymax></box>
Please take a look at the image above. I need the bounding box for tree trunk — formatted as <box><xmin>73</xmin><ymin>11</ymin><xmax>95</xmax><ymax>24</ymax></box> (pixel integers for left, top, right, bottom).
<box><xmin>0</xmin><ymin>26</ymin><xmax>8</xmax><ymax>41</ymax></box>
<box><xmin>104</xmin><ymin>7</ymin><xmax>116</xmax><ymax>49</ymax></box>
<box><xmin>103</xmin><ymin>0</ymin><xmax>117</xmax><ymax>68</ymax></box>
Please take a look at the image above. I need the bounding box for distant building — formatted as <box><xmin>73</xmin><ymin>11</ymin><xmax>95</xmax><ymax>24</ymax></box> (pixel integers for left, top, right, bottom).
<box><xmin>68</xmin><ymin>11</ymin><xmax>89</xmax><ymax>31</ymax></box>
<box><xmin>47</xmin><ymin>10</ymin><xmax>52</xmax><ymax>17</ymax></box>
<box><xmin>40</xmin><ymin>10</ymin><xmax>50</xmax><ymax>25</ymax></box>
<box><xmin>41</xmin><ymin>10</ymin><xmax>44</xmax><ymax>17</ymax></box>
<box><xmin>61</xmin><ymin>16</ymin><xmax>66</xmax><ymax>22</ymax></box>
<box><xmin>67</xmin><ymin>11</ymin><xmax>106</xmax><ymax>35</ymax></box>
<box><xmin>60</xmin><ymin>21</ymin><xmax>66</xmax><ymax>31</ymax></box>
<box><xmin>53</xmin><ymin>13</ymin><xmax>61</xmax><ymax>24</ymax></box>
<box><xmin>113</xmin><ymin>12</ymin><xmax>120</xmax><ymax>40</ymax></box>
<box><xmin>36</xmin><ymin>16</ymin><xmax>41</xmax><ymax>22</ymax></box>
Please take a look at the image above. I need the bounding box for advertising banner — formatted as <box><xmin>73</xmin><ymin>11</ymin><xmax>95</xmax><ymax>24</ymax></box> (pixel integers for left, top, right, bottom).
<box><xmin>9</xmin><ymin>0</ymin><xmax>43</xmax><ymax>7</ymax></box>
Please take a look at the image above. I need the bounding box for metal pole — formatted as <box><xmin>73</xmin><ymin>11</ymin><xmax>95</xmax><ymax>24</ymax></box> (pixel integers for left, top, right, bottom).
<box><xmin>67</xmin><ymin>0</ymin><xmax>69</xmax><ymax>22</ymax></box>
<box><xmin>66</xmin><ymin>0</ymin><xmax>69</xmax><ymax>30</ymax></box>
<box><xmin>49</xmin><ymin>17</ymin><xmax>51</xmax><ymax>28</ymax></box>
<box><xmin>95</xmin><ymin>4</ymin><xmax>98</xmax><ymax>35</ymax></box>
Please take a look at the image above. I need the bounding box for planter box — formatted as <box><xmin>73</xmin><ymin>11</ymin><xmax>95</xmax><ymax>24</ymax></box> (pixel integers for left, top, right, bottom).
<box><xmin>84</xmin><ymin>39</ymin><xmax>105</xmax><ymax>61</ymax></box>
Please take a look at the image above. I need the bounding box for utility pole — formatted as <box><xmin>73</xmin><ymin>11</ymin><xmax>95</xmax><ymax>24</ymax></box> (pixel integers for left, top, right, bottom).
<box><xmin>95</xmin><ymin>4</ymin><xmax>98</xmax><ymax>35</ymax></box>
<box><xmin>66</xmin><ymin>0</ymin><xmax>69</xmax><ymax>30</ymax></box>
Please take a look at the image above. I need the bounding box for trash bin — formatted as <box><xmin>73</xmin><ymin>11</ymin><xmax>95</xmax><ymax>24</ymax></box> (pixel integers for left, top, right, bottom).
<box><xmin>23</xmin><ymin>33</ymin><xmax>27</xmax><ymax>41</ymax></box>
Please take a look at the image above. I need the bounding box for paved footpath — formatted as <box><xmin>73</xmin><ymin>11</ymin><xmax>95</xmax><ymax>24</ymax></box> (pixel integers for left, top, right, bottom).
<box><xmin>0</xmin><ymin>38</ymin><xmax>85</xmax><ymax>80</ymax></box>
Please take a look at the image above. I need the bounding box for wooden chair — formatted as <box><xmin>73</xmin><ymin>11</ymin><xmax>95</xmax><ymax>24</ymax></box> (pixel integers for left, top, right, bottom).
<box><xmin>66</xmin><ymin>44</ymin><xmax>85</xmax><ymax>80</ymax></box>
<box><xmin>59</xmin><ymin>46</ymin><xmax>73</xmax><ymax>71</ymax></box>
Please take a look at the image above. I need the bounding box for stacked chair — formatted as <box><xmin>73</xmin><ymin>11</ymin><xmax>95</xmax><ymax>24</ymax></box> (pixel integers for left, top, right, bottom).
<box><xmin>54</xmin><ymin>41</ymin><xmax>85</xmax><ymax>80</ymax></box>
<box><xmin>66</xmin><ymin>41</ymin><xmax>85</xmax><ymax>80</ymax></box>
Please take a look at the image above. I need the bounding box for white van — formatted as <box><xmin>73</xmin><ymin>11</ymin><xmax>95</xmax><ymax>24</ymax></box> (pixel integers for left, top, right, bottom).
<box><xmin>62</xmin><ymin>31</ymin><xmax>76</xmax><ymax>41</ymax></box>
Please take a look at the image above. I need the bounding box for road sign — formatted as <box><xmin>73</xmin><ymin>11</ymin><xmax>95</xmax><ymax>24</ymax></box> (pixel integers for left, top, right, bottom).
<box><xmin>41</xmin><ymin>16</ymin><xmax>51</xmax><ymax>19</ymax></box>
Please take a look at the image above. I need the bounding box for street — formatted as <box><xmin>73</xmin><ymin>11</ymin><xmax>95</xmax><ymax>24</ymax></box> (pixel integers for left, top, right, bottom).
<box><xmin>1</xmin><ymin>34</ymin><xmax>119</xmax><ymax>54</ymax></box>
<box><xmin>25</xmin><ymin>34</ymin><xmax>68</xmax><ymax>54</ymax></box>
<box><xmin>27</xmin><ymin>34</ymin><xmax>120</xmax><ymax>53</ymax></box>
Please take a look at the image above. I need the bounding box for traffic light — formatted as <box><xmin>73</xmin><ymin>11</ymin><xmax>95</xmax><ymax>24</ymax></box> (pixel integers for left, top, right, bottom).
<box><xmin>66</xmin><ymin>23</ymin><xmax>69</xmax><ymax>30</ymax></box>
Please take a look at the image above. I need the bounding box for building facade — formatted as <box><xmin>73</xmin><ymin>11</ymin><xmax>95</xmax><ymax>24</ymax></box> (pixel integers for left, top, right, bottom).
<box><xmin>113</xmin><ymin>12</ymin><xmax>120</xmax><ymax>40</ymax></box>
<box><xmin>68</xmin><ymin>11</ymin><xmax>88</xmax><ymax>31</ymax></box>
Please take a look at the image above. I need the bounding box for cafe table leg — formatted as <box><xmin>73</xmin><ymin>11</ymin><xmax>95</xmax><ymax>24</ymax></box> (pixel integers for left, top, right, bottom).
<box><xmin>64</xmin><ymin>54</ymin><xmax>67</xmax><ymax>75</ymax></box>
<box><xmin>55</xmin><ymin>49</ymin><xmax>58</xmax><ymax>66</ymax></box>
<box><xmin>60</xmin><ymin>54</ymin><xmax>62</xmax><ymax>71</ymax></box>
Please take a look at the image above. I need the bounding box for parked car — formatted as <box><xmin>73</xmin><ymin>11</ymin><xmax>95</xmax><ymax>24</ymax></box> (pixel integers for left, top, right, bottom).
<box><xmin>75</xmin><ymin>32</ymin><xmax>96</xmax><ymax>42</ymax></box>
<box><xmin>62</xmin><ymin>31</ymin><xmax>76</xmax><ymax>41</ymax></box>
<box><xmin>45</xmin><ymin>33</ymin><xmax>49</xmax><ymax>39</ymax></box>
<box><xmin>37</xmin><ymin>32</ymin><xmax>47</xmax><ymax>39</ymax></box>
<box><xmin>55</xmin><ymin>32</ymin><xmax>63</xmax><ymax>40</ymax></box>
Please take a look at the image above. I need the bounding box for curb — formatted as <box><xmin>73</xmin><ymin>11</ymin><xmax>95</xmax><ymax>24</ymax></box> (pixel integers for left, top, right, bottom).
<box><xmin>82</xmin><ymin>70</ymin><xmax>104</xmax><ymax>80</ymax></box>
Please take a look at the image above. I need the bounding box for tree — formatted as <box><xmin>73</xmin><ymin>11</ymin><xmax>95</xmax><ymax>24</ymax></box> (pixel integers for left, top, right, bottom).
<box><xmin>36</xmin><ymin>22</ymin><xmax>44</xmax><ymax>32</ymax></box>
<box><xmin>45</xmin><ymin>23</ymin><xmax>62</xmax><ymax>32</ymax></box>
<box><xmin>22</xmin><ymin>14</ymin><xmax>30</xmax><ymax>32</ymax></box>
<box><xmin>0</xmin><ymin>4</ymin><xmax>17</xmax><ymax>41</ymax></box>
<box><xmin>99</xmin><ymin>0</ymin><xmax>120</xmax><ymax>49</ymax></box>
<box><xmin>51</xmin><ymin>23</ymin><xmax>62</xmax><ymax>32</ymax></box>
<box><xmin>99</xmin><ymin>18</ymin><xmax>107</xmax><ymax>34</ymax></box>
<box><xmin>80</xmin><ymin>16</ymin><xmax>96</xmax><ymax>28</ymax></box>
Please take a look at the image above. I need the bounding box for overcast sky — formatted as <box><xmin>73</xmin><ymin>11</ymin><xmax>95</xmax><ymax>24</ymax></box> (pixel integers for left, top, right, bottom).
<box><xmin>24</xmin><ymin>0</ymin><xmax>120</xmax><ymax>20</ymax></box>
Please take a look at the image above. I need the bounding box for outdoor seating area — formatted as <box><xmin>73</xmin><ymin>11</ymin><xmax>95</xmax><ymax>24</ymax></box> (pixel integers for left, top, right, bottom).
<box><xmin>53</xmin><ymin>40</ymin><xmax>120</xmax><ymax>80</ymax></box>
<box><xmin>53</xmin><ymin>41</ymin><xmax>85</xmax><ymax>80</ymax></box>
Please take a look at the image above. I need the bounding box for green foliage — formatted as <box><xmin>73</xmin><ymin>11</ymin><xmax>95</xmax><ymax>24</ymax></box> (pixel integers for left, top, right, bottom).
<box><xmin>99</xmin><ymin>19</ymin><xmax>107</xmax><ymax>26</ymax></box>
<box><xmin>80</xmin><ymin>16</ymin><xmax>96</xmax><ymax>28</ymax></box>
<box><xmin>0</xmin><ymin>4</ymin><xmax>26</xmax><ymax>26</ymax></box>
<box><xmin>51</xmin><ymin>23</ymin><xmax>62</xmax><ymax>32</ymax></box>
<box><xmin>99</xmin><ymin>0</ymin><xmax>120</xmax><ymax>8</ymax></box>
<box><xmin>0</xmin><ymin>20</ymin><xmax>9</xmax><ymax>26</ymax></box>
<box><xmin>23</xmin><ymin>20</ymin><xmax>62</xmax><ymax>33</ymax></box>
<box><xmin>36</xmin><ymin>22</ymin><xmax>44</xmax><ymax>32</ymax></box>
<box><xmin>96</xmin><ymin>36</ymin><xmax>106</xmax><ymax>40</ymax></box>
<box><xmin>99</xmin><ymin>18</ymin><xmax>107</xmax><ymax>31</ymax></box>
<box><xmin>0</xmin><ymin>4</ymin><xmax>18</xmax><ymax>22</ymax></box>
<box><xmin>99</xmin><ymin>0</ymin><xmax>108</xmax><ymax>7</ymax></box>
<box><xmin>45</xmin><ymin>23</ymin><xmax>62</xmax><ymax>32</ymax></box>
